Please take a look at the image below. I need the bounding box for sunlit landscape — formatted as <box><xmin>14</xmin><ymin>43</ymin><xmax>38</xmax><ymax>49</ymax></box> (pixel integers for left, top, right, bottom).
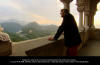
<box><xmin>0</xmin><ymin>0</ymin><xmax>100</xmax><ymax>42</ymax></box>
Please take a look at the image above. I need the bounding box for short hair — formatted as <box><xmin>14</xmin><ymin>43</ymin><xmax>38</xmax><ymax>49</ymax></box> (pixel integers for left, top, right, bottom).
<box><xmin>61</xmin><ymin>9</ymin><xmax>69</xmax><ymax>13</ymax></box>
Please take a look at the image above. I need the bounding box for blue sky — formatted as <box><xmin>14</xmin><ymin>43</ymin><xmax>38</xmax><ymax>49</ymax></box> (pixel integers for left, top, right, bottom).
<box><xmin>0</xmin><ymin>0</ymin><xmax>100</xmax><ymax>28</ymax></box>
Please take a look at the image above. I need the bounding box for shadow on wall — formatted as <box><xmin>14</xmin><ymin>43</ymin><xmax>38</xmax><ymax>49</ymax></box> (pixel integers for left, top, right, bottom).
<box><xmin>25</xmin><ymin>40</ymin><xmax>65</xmax><ymax>56</ymax></box>
<box><xmin>90</xmin><ymin>29</ymin><xmax>100</xmax><ymax>40</ymax></box>
<box><xmin>0</xmin><ymin>41</ymin><xmax>12</xmax><ymax>56</ymax></box>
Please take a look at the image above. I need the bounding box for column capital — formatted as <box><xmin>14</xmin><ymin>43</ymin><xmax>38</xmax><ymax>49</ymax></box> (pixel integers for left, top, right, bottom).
<box><xmin>76</xmin><ymin>0</ymin><xmax>87</xmax><ymax>6</ymax></box>
<box><xmin>60</xmin><ymin>0</ymin><xmax>73</xmax><ymax>4</ymax></box>
<box><xmin>76</xmin><ymin>0</ymin><xmax>85</xmax><ymax>12</ymax></box>
<box><xmin>90</xmin><ymin>12</ymin><xmax>96</xmax><ymax>16</ymax></box>
<box><xmin>90</xmin><ymin>9</ymin><xmax>97</xmax><ymax>16</ymax></box>
<box><xmin>77</xmin><ymin>6</ymin><xmax>84</xmax><ymax>12</ymax></box>
<box><xmin>60</xmin><ymin>0</ymin><xmax>73</xmax><ymax>9</ymax></box>
<box><xmin>84</xmin><ymin>11</ymin><xmax>90</xmax><ymax>16</ymax></box>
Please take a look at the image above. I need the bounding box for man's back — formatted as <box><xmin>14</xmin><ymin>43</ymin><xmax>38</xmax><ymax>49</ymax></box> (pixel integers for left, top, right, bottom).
<box><xmin>62</xmin><ymin>13</ymin><xmax>82</xmax><ymax>47</ymax></box>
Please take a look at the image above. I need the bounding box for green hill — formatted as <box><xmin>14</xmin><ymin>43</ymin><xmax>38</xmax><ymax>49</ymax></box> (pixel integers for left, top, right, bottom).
<box><xmin>1</xmin><ymin>22</ymin><xmax>23</xmax><ymax>33</ymax></box>
<box><xmin>0</xmin><ymin>21</ymin><xmax>58</xmax><ymax>42</ymax></box>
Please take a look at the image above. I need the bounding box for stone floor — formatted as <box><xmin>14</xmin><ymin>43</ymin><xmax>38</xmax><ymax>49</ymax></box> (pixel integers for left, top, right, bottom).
<box><xmin>78</xmin><ymin>40</ymin><xmax>100</xmax><ymax>56</ymax></box>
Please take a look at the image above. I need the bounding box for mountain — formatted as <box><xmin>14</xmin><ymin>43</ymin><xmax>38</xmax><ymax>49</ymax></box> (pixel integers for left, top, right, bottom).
<box><xmin>22</xmin><ymin>22</ymin><xmax>58</xmax><ymax>34</ymax></box>
<box><xmin>41</xmin><ymin>24</ymin><xmax>58</xmax><ymax>31</ymax></box>
<box><xmin>1</xmin><ymin>22</ymin><xmax>23</xmax><ymax>33</ymax></box>
<box><xmin>21</xmin><ymin>22</ymin><xmax>58</xmax><ymax>40</ymax></box>
<box><xmin>0</xmin><ymin>19</ymin><xmax>30</xmax><ymax>26</ymax></box>
<box><xmin>0</xmin><ymin>21</ymin><xmax>58</xmax><ymax>42</ymax></box>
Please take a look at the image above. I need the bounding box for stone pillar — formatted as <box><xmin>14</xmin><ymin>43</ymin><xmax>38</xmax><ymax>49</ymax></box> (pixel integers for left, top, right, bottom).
<box><xmin>76</xmin><ymin>0</ymin><xmax>85</xmax><ymax>32</ymax></box>
<box><xmin>89</xmin><ymin>3</ymin><xmax>97</xmax><ymax>30</ymax></box>
<box><xmin>60</xmin><ymin>0</ymin><xmax>73</xmax><ymax>11</ymax></box>
<box><xmin>84</xmin><ymin>11</ymin><xmax>89</xmax><ymax>31</ymax></box>
<box><xmin>89</xmin><ymin>12</ymin><xmax>96</xmax><ymax>30</ymax></box>
<box><xmin>77</xmin><ymin>6</ymin><xmax>84</xmax><ymax>32</ymax></box>
<box><xmin>88</xmin><ymin>11</ymin><xmax>96</xmax><ymax>40</ymax></box>
<box><xmin>83</xmin><ymin>0</ymin><xmax>90</xmax><ymax>31</ymax></box>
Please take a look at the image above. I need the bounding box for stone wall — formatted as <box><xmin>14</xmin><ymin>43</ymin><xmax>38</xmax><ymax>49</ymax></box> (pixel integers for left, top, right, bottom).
<box><xmin>11</xmin><ymin>36</ymin><xmax>66</xmax><ymax>56</ymax></box>
<box><xmin>0</xmin><ymin>30</ymin><xmax>98</xmax><ymax>56</ymax></box>
<box><xmin>0</xmin><ymin>41</ymin><xmax>12</xmax><ymax>56</ymax></box>
<box><xmin>11</xmin><ymin>31</ymin><xmax>89</xmax><ymax>56</ymax></box>
<box><xmin>25</xmin><ymin>40</ymin><xmax>65</xmax><ymax>56</ymax></box>
<box><xmin>89</xmin><ymin>29</ymin><xmax>100</xmax><ymax>40</ymax></box>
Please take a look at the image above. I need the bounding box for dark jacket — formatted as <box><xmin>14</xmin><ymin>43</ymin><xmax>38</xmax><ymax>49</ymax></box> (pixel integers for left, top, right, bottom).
<box><xmin>54</xmin><ymin>13</ymin><xmax>82</xmax><ymax>47</ymax></box>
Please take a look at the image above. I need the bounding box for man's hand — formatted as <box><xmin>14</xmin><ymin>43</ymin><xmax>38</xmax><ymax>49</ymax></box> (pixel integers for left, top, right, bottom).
<box><xmin>48</xmin><ymin>37</ymin><xmax>55</xmax><ymax>41</ymax></box>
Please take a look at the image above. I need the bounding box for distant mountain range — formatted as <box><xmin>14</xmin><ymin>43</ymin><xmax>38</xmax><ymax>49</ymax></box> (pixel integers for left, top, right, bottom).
<box><xmin>0</xmin><ymin>19</ymin><xmax>58</xmax><ymax>33</ymax></box>
<box><xmin>22</xmin><ymin>22</ymin><xmax>58</xmax><ymax>33</ymax></box>
<box><xmin>0</xmin><ymin>19</ymin><xmax>59</xmax><ymax>42</ymax></box>
<box><xmin>1</xmin><ymin>22</ymin><xmax>23</xmax><ymax>33</ymax></box>
<box><xmin>0</xmin><ymin>19</ymin><xmax>30</xmax><ymax>26</ymax></box>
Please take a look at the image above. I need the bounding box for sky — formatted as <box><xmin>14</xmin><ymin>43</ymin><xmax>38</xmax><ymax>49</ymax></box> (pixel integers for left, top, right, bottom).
<box><xmin>0</xmin><ymin>0</ymin><xmax>100</xmax><ymax>28</ymax></box>
<box><xmin>94</xmin><ymin>3</ymin><xmax>100</xmax><ymax>28</ymax></box>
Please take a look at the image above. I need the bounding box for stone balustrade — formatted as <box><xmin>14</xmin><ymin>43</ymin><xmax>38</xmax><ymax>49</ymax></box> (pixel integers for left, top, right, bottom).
<box><xmin>10</xmin><ymin>31</ymin><xmax>89</xmax><ymax>56</ymax></box>
<box><xmin>11</xmin><ymin>35</ymin><xmax>65</xmax><ymax>56</ymax></box>
<box><xmin>0</xmin><ymin>29</ymin><xmax>100</xmax><ymax>56</ymax></box>
<box><xmin>0</xmin><ymin>41</ymin><xmax>12</xmax><ymax>56</ymax></box>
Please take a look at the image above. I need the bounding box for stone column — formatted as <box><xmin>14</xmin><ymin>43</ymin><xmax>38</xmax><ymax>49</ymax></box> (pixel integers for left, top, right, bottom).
<box><xmin>83</xmin><ymin>0</ymin><xmax>90</xmax><ymax>31</ymax></box>
<box><xmin>77</xmin><ymin>6</ymin><xmax>84</xmax><ymax>32</ymax></box>
<box><xmin>60</xmin><ymin>0</ymin><xmax>73</xmax><ymax>11</ymax></box>
<box><xmin>88</xmin><ymin>11</ymin><xmax>96</xmax><ymax>40</ymax></box>
<box><xmin>89</xmin><ymin>4</ymin><xmax>97</xmax><ymax>30</ymax></box>
<box><xmin>89</xmin><ymin>12</ymin><xmax>96</xmax><ymax>30</ymax></box>
<box><xmin>84</xmin><ymin>11</ymin><xmax>89</xmax><ymax>31</ymax></box>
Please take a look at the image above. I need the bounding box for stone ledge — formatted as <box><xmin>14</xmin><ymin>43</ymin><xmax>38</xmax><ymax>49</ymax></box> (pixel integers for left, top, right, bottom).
<box><xmin>11</xmin><ymin>31</ymin><xmax>88</xmax><ymax>56</ymax></box>
<box><xmin>0</xmin><ymin>41</ymin><xmax>12</xmax><ymax>56</ymax></box>
<box><xmin>0</xmin><ymin>30</ymin><xmax>93</xmax><ymax>56</ymax></box>
<box><xmin>11</xmin><ymin>35</ymin><xmax>64</xmax><ymax>56</ymax></box>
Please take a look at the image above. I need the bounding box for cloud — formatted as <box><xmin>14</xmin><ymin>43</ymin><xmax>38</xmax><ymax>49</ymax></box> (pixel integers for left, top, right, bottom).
<box><xmin>31</xmin><ymin>13</ymin><xmax>61</xmax><ymax>26</ymax></box>
<box><xmin>11</xmin><ymin>0</ymin><xmax>61</xmax><ymax>21</ymax></box>
<box><xmin>0</xmin><ymin>6</ymin><xmax>22</xmax><ymax>20</ymax></box>
<box><xmin>0</xmin><ymin>0</ymin><xmax>26</xmax><ymax>20</ymax></box>
<box><xmin>7</xmin><ymin>0</ymin><xmax>63</xmax><ymax>25</ymax></box>
<box><xmin>0</xmin><ymin>0</ymin><xmax>80</xmax><ymax>26</ymax></box>
<box><xmin>2</xmin><ymin>0</ymin><xmax>100</xmax><ymax>27</ymax></box>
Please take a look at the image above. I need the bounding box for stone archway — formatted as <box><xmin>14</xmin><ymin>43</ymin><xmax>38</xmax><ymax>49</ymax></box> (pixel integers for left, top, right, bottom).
<box><xmin>59</xmin><ymin>0</ymin><xmax>100</xmax><ymax>41</ymax></box>
<box><xmin>60</xmin><ymin>0</ymin><xmax>100</xmax><ymax>30</ymax></box>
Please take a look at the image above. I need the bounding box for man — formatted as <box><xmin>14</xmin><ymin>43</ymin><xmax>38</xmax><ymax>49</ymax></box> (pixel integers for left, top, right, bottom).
<box><xmin>48</xmin><ymin>9</ymin><xmax>82</xmax><ymax>56</ymax></box>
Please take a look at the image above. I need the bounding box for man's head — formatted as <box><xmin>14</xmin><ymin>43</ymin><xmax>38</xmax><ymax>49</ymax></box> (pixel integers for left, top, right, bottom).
<box><xmin>60</xmin><ymin>9</ymin><xmax>69</xmax><ymax>17</ymax></box>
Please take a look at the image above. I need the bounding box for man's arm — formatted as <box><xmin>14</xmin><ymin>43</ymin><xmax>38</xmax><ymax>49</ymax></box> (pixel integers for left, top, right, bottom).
<box><xmin>53</xmin><ymin>23</ymin><xmax>64</xmax><ymax>40</ymax></box>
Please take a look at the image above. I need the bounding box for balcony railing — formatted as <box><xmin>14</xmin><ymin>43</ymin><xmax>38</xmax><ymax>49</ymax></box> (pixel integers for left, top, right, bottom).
<box><xmin>0</xmin><ymin>29</ymin><xmax>100</xmax><ymax>56</ymax></box>
<box><xmin>11</xmin><ymin>32</ymin><xmax>86</xmax><ymax>56</ymax></box>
